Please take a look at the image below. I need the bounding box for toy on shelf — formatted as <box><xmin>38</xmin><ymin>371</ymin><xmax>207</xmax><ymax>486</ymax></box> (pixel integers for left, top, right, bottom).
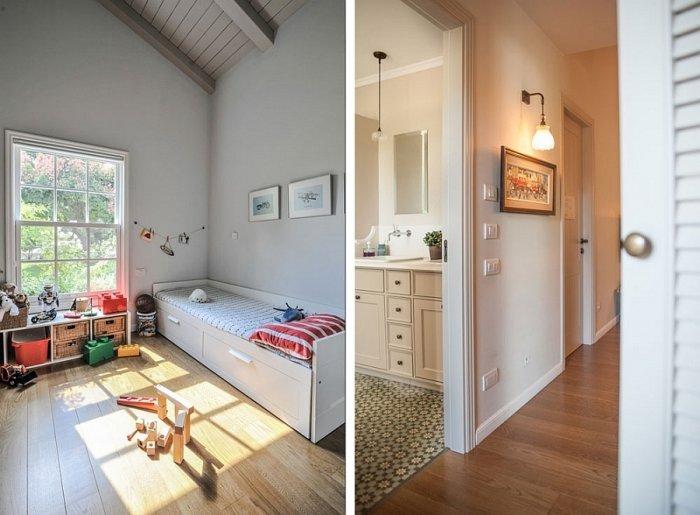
<box><xmin>117</xmin><ymin>395</ymin><xmax>158</xmax><ymax>412</ymax></box>
<box><xmin>100</xmin><ymin>293</ymin><xmax>127</xmax><ymax>315</ymax></box>
<box><xmin>30</xmin><ymin>285</ymin><xmax>59</xmax><ymax>324</ymax></box>
<box><xmin>117</xmin><ymin>343</ymin><xmax>140</xmax><ymax>358</ymax></box>
<box><xmin>0</xmin><ymin>364</ymin><xmax>37</xmax><ymax>388</ymax></box>
<box><xmin>83</xmin><ymin>337</ymin><xmax>114</xmax><ymax>366</ymax></box>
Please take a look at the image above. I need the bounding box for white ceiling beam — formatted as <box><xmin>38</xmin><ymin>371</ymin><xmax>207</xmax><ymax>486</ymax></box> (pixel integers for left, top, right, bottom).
<box><xmin>97</xmin><ymin>0</ymin><xmax>216</xmax><ymax>94</ymax></box>
<box><xmin>213</xmin><ymin>0</ymin><xmax>275</xmax><ymax>51</ymax></box>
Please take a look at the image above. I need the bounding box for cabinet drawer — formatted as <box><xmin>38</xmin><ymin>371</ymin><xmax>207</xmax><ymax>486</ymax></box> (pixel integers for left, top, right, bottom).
<box><xmin>388</xmin><ymin>349</ymin><xmax>413</xmax><ymax>377</ymax></box>
<box><xmin>387</xmin><ymin>296</ymin><xmax>412</xmax><ymax>323</ymax></box>
<box><xmin>54</xmin><ymin>321</ymin><xmax>89</xmax><ymax>341</ymax></box>
<box><xmin>388</xmin><ymin>323</ymin><xmax>413</xmax><ymax>350</ymax></box>
<box><xmin>414</xmin><ymin>271</ymin><xmax>442</xmax><ymax>298</ymax></box>
<box><xmin>156</xmin><ymin>307</ymin><xmax>203</xmax><ymax>360</ymax></box>
<box><xmin>356</xmin><ymin>269</ymin><xmax>384</xmax><ymax>292</ymax></box>
<box><xmin>94</xmin><ymin>315</ymin><xmax>126</xmax><ymax>336</ymax></box>
<box><xmin>386</xmin><ymin>270</ymin><xmax>411</xmax><ymax>295</ymax></box>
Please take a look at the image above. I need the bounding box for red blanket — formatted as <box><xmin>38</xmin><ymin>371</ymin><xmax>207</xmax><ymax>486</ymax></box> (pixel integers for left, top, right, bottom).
<box><xmin>249</xmin><ymin>314</ymin><xmax>345</xmax><ymax>360</ymax></box>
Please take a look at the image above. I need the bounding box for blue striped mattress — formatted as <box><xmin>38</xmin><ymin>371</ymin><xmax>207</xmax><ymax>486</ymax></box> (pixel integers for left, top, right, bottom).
<box><xmin>155</xmin><ymin>286</ymin><xmax>279</xmax><ymax>340</ymax></box>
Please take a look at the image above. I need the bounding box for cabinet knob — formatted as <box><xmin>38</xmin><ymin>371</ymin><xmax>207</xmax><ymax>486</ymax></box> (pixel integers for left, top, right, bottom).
<box><xmin>397</xmin><ymin>360</ymin><xmax>403</xmax><ymax>366</ymax></box>
<box><xmin>395</xmin><ymin>307</ymin><xmax>402</xmax><ymax>312</ymax></box>
<box><xmin>394</xmin><ymin>280</ymin><xmax>401</xmax><ymax>285</ymax></box>
<box><xmin>396</xmin><ymin>334</ymin><xmax>403</xmax><ymax>340</ymax></box>
<box><xmin>355</xmin><ymin>295</ymin><xmax>360</xmax><ymax>300</ymax></box>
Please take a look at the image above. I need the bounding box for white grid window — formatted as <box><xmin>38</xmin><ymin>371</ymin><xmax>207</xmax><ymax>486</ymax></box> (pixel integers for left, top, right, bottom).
<box><xmin>6</xmin><ymin>132</ymin><xmax>127</xmax><ymax>304</ymax></box>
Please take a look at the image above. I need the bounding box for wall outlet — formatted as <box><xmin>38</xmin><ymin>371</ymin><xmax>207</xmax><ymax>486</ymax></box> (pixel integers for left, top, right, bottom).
<box><xmin>483</xmin><ymin>223</ymin><xmax>499</xmax><ymax>240</ymax></box>
<box><xmin>483</xmin><ymin>184</ymin><xmax>499</xmax><ymax>202</ymax></box>
<box><xmin>231</xmin><ymin>231</ymin><xmax>239</xmax><ymax>240</ymax></box>
<box><xmin>135</xmin><ymin>268</ymin><xmax>146</xmax><ymax>277</ymax></box>
<box><xmin>482</xmin><ymin>368</ymin><xmax>499</xmax><ymax>391</ymax></box>
<box><xmin>483</xmin><ymin>258</ymin><xmax>501</xmax><ymax>276</ymax></box>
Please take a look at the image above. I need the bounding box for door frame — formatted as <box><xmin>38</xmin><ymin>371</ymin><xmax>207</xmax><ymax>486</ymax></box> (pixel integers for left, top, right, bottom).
<box><xmin>402</xmin><ymin>0</ymin><xmax>476</xmax><ymax>453</ymax></box>
<box><xmin>561</xmin><ymin>99</ymin><xmax>597</xmax><ymax>349</ymax></box>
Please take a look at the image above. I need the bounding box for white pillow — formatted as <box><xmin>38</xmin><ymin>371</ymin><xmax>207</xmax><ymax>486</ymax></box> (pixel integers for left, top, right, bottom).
<box><xmin>188</xmin><ymin>288</ymin><xmax>208</xmax><ymax>303</ymax></box>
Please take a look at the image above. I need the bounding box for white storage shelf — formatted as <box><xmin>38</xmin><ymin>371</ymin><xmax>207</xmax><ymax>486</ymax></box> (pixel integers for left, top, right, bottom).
<box><xmin>0</xmin><ymin>310</ymin><xmax>131</xmax><ymax>369</ymax></box>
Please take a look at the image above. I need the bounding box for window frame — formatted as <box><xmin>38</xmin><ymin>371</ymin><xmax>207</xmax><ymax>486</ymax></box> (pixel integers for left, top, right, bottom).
<box><xmin>5</xmin><ymin>130</ymin><xmax>129</xmax><ymax>309</ymax></box>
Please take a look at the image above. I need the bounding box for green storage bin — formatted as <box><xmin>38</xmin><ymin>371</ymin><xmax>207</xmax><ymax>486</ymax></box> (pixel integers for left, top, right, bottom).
<box><xmin>83</xmin><ymin>337</ymin><xmax>114</xmax><ymax>366</ymax></box>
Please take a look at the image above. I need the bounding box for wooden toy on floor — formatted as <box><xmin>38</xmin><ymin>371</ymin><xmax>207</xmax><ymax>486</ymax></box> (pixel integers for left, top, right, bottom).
<box><xmin>0</xmin><ymin>364</ymin><xmax>37</xmax><ymax>388</ymax></box>
<box><xmin>155</xmin><ymin>384</ymin><xmax>194</xmax><ymax>444</ymax></box>
<box><xmin>172</xmin><ymin>411</ymin><xmax>186</xmax><ymax>464</ymax></box>
<box><xmin>117</xmin><ymin>395</ymin><xmax>158</xmax><ymax>412</ymax></box>
<box><xmin>117</xmin><ymin>343</ymin><xmax>140</xmax><ymax>357</ymax></box>
<box><xmin>146</xmin><ymin>440</ymin><xmax>156</xmax><ymax>456</ymax></box>
<box><xmin>135</xmin><ymin>417</ymin><xmax>145</xmax><ymax>431</ymax></box>
<box><xmin>157</xmin><ymin>424</ymin><xmax>172</xmax><ymax>447</ymax></box>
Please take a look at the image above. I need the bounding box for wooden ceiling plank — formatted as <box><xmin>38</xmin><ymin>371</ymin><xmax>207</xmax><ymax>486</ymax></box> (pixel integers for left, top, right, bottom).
<box><xmin>160</xmin><ymin>0</ymin><xmax>197</xmax><ymax>39</ymax></box>
<box><xmin>212</xmin><ymin>0</ymin><xmax>274</xmax><ymax>50</ymax></box>
<box><xmin>203</xmin><ymin>30</ymin><xmax>248</xmax><ymax>73</ymax></box>
<box><xmin>151</xmin><ymin>0</ymin><xmax>180</xmax><ymax>31</ymax></box>
<box><xmin>268</xmin><ymin>0</ymin><xmax>305</xmax><ymax>30</ymax></box>
<box><xmin>211</xmin><ymin>38</ymin><xmax>255</xmax><ymax>78</ymax></box>
<box><xmin>172</xmin><ymin>0</ymin><xmax>219</xmax><ymax>49</ymax></box>
<box><xmin>196</xmin><ymin>23</ymin><xmax>242</xmax><ymax>68</ymax></box>
<box><xmin>187</xmin><ymin>13</ymin><xmax>230</xmax><ymax>60</ymax></box>
<box><xmin>141</xmin><ymin>0</ymin><xmax>163</xmax><ymax>23</ymax></box>
<box><xmin>97</xmin><ymin>0</ymin><xmax>215</xmax><ymax>94</ymax></box>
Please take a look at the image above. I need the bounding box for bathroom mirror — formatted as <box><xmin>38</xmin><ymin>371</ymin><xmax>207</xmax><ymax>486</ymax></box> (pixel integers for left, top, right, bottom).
<box><xmin>394</xmin><ymin>130</ymin><xmax>428</xmax><ymax>214</ymax></box>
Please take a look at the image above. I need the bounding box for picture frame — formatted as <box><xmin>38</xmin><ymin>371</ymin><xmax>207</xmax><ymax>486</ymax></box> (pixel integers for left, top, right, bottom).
<box><xmin>288</xmin><ymin>173</ymin><xmax>332</xmax><ymax>219</ymax></box>
<box><xmin>249</xmin><ymin>185</ymin><xmax>280</xmax><ymax>222</ymax></box>
<box><xmin>500</xmin><ymin>146</ymin><xmax>557</xmax><ymax>215</ymax></box>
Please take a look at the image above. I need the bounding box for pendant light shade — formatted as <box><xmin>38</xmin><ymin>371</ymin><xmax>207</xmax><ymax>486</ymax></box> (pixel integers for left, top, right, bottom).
<box><xmin>372</xmin><ymin>51</ymin><xmax>388</xmax><ymax>142</ymax></box>
<box><xmin>522</xmin><ymin>90</ymin><xmax>555</xmax><ymax>151</ymax></box>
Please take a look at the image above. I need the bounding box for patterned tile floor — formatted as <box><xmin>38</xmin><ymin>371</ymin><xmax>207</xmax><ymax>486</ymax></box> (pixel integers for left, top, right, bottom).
<box><xmin>355</xmin><ymin>373</ymin><xmax>444</xmax><ymax>512</ymax></box>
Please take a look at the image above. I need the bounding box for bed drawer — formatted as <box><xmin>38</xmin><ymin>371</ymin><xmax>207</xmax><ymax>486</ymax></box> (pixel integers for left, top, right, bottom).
<box><xmin>202</xmin><ymin>332</ymin><xmax>311</xmax><ymax>437</ymax></box>
<box><xmin>156</xmin><ymin>305</ymin><xmax>203</xmax><ymax>360</ymax></box>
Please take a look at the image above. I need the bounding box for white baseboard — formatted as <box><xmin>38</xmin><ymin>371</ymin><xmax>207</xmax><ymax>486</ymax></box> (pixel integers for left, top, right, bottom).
<box><xmin>475</xmin><ymin>361</ymin><xmax>564</xmax><ymax>445</ymax></box>
<box><xmin>594</xmin><ymin>315</ymin><xmax>620</xmax><ymax>343</ymax></box>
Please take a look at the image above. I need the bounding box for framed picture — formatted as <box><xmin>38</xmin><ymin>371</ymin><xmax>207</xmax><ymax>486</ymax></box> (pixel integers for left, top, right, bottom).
<box><xmin>288</xmin><ymin>173</ymin><xmax>332</xmax><ymax>219</ymax></box>
<box><xmin>249</xmin><ymin>186</ymin><xmax>280</xmax><ymax>222</ymax></box>
<box><xmin>500</xmin><ymin>146</ymin><xmax>557</xmax><ymax>215</ymax></box>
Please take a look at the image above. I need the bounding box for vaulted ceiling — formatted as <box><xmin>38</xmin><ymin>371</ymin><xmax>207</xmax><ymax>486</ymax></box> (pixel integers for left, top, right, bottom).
<box><xmin>98</xmin><ymin>0</ymin><xmax>306</xmax><ymax>93</ymax></box>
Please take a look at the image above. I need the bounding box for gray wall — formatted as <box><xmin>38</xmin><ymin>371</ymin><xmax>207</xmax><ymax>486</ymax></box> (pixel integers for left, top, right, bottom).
<box><xmin>208</xmin><ymin>0</ymin><xmax>345</xmax><ymax>308</ymax></box>
<box><xmin>0</xmin><ymin>0</ymin><xmax>210</xmax><ymax>305</ymax></box>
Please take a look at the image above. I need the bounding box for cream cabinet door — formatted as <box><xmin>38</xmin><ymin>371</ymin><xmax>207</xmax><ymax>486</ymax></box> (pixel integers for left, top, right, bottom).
<box><xmin>413</xmin><ymin>298</ymin><xmax>443</xmax><ymax>382</ymax></box>
<box><xmin>355</xmin><ymin>291</ymin><xmax>387</xmax><ymax>370</ymax></box>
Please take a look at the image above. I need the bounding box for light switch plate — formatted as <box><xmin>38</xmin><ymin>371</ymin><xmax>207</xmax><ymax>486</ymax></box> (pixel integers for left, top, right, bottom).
<box><xmin>482</xmin><ymin>368</ymin><xmax>499</xmax><ymax>391</ymax></box>
<box><xmin>231</xmin><ymin>231</ymin><xmax>239</xmax><ymax>240</ymax></box>
<box><xmin>483</xmin><ymin>184</ymin><xmax>498</xmax><ymax>202</ymax></box>
<box><xmin>483</xmin><ymin>223</ymin><xmax>499</xmax><ymax>239</ymax></box>
<box><xmin>483</xmin><ymin>258</ymin><xmax>501</xmax><ymax>276</ymax></box>
<box><xmin>135</xmin><ymin>268</ymin><xmax>146</xmax><ymax>277</ymax></box>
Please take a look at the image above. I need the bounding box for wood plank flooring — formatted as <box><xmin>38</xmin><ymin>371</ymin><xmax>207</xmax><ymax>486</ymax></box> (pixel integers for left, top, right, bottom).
<box><xmin>372</xmin><ymin>325</ymin><xmax>620</xmax><ymax>514</ymax></box>
<box><xmin>0</xmin><ymin>334</ymin><xmax>344</xmax><ymax>514</ymax></box>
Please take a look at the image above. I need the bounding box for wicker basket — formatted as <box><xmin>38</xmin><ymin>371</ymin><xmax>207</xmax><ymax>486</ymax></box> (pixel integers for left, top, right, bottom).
<box><xmin>0</xmin><ymin>306</ymin><xmax>28</xmax><ymax>331</ymax></box>
<box><xmin>54</xmin><ymin>337</ymin><xmax>88</xmax><ymax>359</ymax></box>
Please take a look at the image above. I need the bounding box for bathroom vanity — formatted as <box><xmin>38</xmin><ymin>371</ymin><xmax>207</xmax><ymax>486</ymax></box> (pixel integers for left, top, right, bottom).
<box><xmin>355</xmin><ymin>258</ymin><xmax>443</xmax><ymax>390</ymax></box>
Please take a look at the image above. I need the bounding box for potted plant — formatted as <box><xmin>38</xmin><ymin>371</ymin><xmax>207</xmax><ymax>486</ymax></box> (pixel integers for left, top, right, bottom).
<box><xmin>423</xmin><ymin>230</ymin><xmax>443</xmax><ymax>261</ymax></box>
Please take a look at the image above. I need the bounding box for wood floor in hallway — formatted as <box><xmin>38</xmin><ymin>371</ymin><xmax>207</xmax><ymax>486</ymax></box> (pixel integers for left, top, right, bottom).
<box><xmin>372</xmin><ymin>325</ymin><xmax>620</xmax><ymax>514</ymax></box>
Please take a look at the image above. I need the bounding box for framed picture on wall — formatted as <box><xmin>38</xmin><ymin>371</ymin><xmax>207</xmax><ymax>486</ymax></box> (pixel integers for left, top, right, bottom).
<box><xmin>288</xmin><ymin>173</ymin><xmax>332</xmax><ymax>218</ymax></box>
<box><xmin>249</xmin><ymin>185</ymin><xmax>280</xmax><ymax>222</ymax></box>
<box><xmin>500</xmin><ymin>146</ymin><xmax>557</xmax><ymax>215</ymax></box>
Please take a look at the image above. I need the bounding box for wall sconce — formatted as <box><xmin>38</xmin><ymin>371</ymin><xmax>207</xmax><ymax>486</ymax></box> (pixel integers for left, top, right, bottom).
<box><xmin>522</xmin><ymin>90</ymin><xmax>555</xmax><ymax>151</ymax></box>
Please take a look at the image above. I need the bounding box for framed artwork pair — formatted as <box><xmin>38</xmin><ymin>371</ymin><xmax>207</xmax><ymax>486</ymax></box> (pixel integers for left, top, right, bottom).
<box><xmin>249</xmin><ymin>173</ymin><xmax>332</xmax><ymax>222</ymax></box>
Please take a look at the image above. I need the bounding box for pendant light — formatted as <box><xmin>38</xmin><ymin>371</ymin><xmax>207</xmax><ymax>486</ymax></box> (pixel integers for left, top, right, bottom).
<box><xmin>372</xmin><ymin>51</ymin><xmax>388</xmax><ymax>141</ymax></box>
<box><xmin>522</xmin><ymin>90</ymin><xmax>555</xmax><ymax>151</ymax></box>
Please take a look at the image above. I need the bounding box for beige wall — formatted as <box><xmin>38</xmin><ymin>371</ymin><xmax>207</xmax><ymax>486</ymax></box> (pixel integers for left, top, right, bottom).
<box><xmin>563</xmin><ymin>46</ymin><xmax>621</xmax><ymax>334</ymax></box>
<box><xmin>355</xmin><ymin>114</ymin><xmax>379</xmax><ymax>246</ymax></box>
<box><xmin>356</xmin><ymin>66</ymin><xmax>443</xmax><ymax>256</ymax></box>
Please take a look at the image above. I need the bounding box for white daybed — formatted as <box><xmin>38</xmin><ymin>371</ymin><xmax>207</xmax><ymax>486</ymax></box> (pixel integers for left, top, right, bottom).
<box><xmin>152</xmin><ymin>279</ymin><xmax>345</xmax><ymax>443</ymax></box>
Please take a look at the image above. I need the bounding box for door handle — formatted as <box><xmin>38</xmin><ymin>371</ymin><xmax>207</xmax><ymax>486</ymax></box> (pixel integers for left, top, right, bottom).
<box><xmin>622</xmin><ymin>232</ymin><xmax>652</xmax><ymax>258</ymax></box>
<box><xmin>579</xmin><ymin>238</ymin><xmax>589</xmax><ymax>244</ymax></box>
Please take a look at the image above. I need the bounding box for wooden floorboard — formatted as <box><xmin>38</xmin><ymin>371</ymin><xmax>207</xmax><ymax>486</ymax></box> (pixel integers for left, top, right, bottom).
<box><xmin>372</xmin><ymin>325</ymin><xmax>620</xmax><ymax>514</ymax></box>
<box><xmin>0</xmin><ymin>334</ymin><xmax>345</xmax><ymax>514</ymax></box>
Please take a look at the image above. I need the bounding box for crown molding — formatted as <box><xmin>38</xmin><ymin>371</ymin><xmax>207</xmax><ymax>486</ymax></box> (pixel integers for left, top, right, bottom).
<box><xmin>355</xmin><ymin>55</ymin><xmax>443</xmax><ymax>88</ymax></box>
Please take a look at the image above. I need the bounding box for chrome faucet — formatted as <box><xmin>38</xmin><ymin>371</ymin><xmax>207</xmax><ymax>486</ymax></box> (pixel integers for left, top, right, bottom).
<box><xmin>386</xmin><ymin>225</ymin><xmax>412</xmax><ymax>243</ymax></box>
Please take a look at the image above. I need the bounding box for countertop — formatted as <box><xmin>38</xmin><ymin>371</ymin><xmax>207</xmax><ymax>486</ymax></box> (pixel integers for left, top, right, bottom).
<box><xmin>355</xmin><ymin>257</ymin><xmax>443</xmax><ymax>272</ymax></box>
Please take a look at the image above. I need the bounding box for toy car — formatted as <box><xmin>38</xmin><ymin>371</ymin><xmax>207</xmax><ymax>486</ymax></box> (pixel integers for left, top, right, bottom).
<box><xmin>0</xmin><ymin>364</ymin><xmax>38</xmax><ymax>388</ymax></box>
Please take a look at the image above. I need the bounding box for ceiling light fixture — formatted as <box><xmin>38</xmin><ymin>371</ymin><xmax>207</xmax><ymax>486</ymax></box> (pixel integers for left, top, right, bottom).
<box><xmin>522</xmin><ymin>90</ymin><xmax>555</xmax><ymax>151</ymax></box>
<box><xmin>372</xmin><ymin>51</ymin><xmax>388</xmax><ymax>142</ymax></box>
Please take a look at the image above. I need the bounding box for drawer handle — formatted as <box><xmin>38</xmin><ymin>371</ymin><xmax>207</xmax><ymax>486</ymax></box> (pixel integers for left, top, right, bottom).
<box><xmin>395</xmin><ymin>307</ymin><xmax>402</xmax><ymax>312</ymax></box>
<box><xmin>167</xmin><ymin>315</ymin><xmax>180</xmax><ymax>325</ymax></box>
<box><xmin>397</xmin><ymin>360</ymin><xmax>403</xmax><ymax>366</ymax></box>
<box><xmin>105</xmin><ymin>320</ymin><xmax>115</xmax><ymax>325</ymax></box>
<box><xmin>355</xmin><ymin>295</ymin><xmax>360</xmax><ymax>300</ymax></box>
<box><xmin>228</xmin><ymin>348</ymin><xmax>253</xmax><ymax>364</ymax></box>
<box><xmin>394</xmin><ymin>280</ymin><xmax>401</xmax><ymax>285</ymax></box>
<box><xmin>396</xmin><ymin>334</ymin><xmax>403</xmax><ymax>340</ymax></box>
<box><xmin>66</xmin><ymin>324</ymin><xmax>76</xmax><ymax>330</ymax></box>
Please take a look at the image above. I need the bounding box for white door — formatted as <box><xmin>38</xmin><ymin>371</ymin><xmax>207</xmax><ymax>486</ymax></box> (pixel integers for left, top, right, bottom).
<box><xmin>616</xmin><ymin>0</ymin><xmax>698</xmax><ymax>513</ymax></box>
<box><xmin>563</xmin><ymin>114</ymin><xmax>584</xmax><ymax>357</ymax></box>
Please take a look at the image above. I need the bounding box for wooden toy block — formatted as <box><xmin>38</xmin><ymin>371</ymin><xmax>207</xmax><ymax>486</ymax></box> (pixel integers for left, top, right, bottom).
<box><xmin>126</xmin><ymin>429</ymin><xmax>138</xmax><ymax>441</ymax></box>
<box><xmin>117</xmin><ymin>343</ymin><xmax>140</xmax><ymax>357</ymax></box>
<box><xmin>183</xmin><ymin>412</ymin><xmax>191</xmax><ymax>444</ymax></box>
<box><xmin>117</xmin><ymin>395</ymin><xmax>158</xmax><ymax>412</ymax></box>
<box><xmin>156</xmin><ymin>393</ymin><xmax>167</xmax><ymax>420</ymax></box>
<box><xmin>136</xmin><ymin>433</ymin><xmax>148</xmax><ymax>450</ymax></box>
<box><xmin>155</xmin><ymin>384</ymin><xmax>194</xmax><ymax>443</ymax></box>
<box><xmin>135</xmin><ymin>418</ymin><xmax>145</xmax><ymax>431</ymax></box>
<box><xmin>147</xmin><ymin>420</ymin><xmax>157</xmax><ymax>442</ymax></box>
<box><xmin>172</xmin><ymin>410</ymin><xmax>186</xmax><ymax>464</ymax></box>
<box><xmin>146</xmin><ymin>440</ymin><xmax>156</xmax><ymax>456</ymax></box>
<box><xmin>157</xmin><ymin>425</ymin><xmax>172</xmax><ymax>447</ymax></box>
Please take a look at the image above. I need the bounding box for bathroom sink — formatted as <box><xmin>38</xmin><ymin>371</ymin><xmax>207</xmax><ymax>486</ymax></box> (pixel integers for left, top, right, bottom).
<box><xmin>356</xmin><ymin>256</ymin><xmax>423</xmax><ymax>263</ymax></box>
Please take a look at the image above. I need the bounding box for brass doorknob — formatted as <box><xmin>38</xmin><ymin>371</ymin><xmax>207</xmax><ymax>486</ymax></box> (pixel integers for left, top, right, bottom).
<box><xmin>622</xmin><ymin>232</ymin><xmax>652</xmax><ymax>258</ymax></box>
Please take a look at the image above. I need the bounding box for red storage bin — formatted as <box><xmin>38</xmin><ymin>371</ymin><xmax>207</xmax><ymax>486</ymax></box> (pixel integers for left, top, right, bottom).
<box><xmin>11</xmin><ymin>327</ymin><xmax>50</xmax><ymax>366</ymax></box>
<box><xmin>100</xmin><ymin>293</ymin><xmax>127</xmax><ymax>315</ymax></box>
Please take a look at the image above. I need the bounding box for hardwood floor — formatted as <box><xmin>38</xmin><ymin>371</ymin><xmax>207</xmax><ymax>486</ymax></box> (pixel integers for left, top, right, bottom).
<box><xmin>372</xmin><ymin>325</ymin><xmax>620</xmax><ymax>514</ymax></box>
<box><xmin>0</xmin><ymin>334</ymin><xmax>345</xmax><ymax>514</ymax></box>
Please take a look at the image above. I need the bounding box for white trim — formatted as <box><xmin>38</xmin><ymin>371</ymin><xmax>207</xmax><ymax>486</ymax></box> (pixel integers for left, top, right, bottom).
<box><xmin>355</xmin><ymin>56</ymin><xmax>444</xmax><ymax>88</ymax></box>
<box><xmin>593</xmin><ymin>315</ymin><xmax>619</xmax><ymax>343</ymax></box>
<box><xmin>475</xmin><ymin>361</ymin><xmax>564</xmax><ymax>445</ymax></box>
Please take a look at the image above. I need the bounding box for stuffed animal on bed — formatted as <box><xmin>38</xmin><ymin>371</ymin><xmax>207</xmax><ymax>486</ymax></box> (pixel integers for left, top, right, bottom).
<box><xmin>274</xmin><ymin>303</ymin><xmax>305</xmax><ymax>323</ymax></box>
<box><xmin>188</xmin><ymin>288</ymin><xmax>208</xmax><ymax>303</ymax></box>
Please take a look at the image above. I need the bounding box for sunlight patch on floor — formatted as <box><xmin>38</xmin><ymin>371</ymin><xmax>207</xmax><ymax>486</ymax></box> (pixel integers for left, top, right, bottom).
<box><xmin>75</xmin><ymin>410</ymin><xmax>133</xmax><ymax>459</ymax></box>
<box><xmin>54</xmin><ymin>380</ymin><xmax>111</xmax><ymax>410</ymax></box>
